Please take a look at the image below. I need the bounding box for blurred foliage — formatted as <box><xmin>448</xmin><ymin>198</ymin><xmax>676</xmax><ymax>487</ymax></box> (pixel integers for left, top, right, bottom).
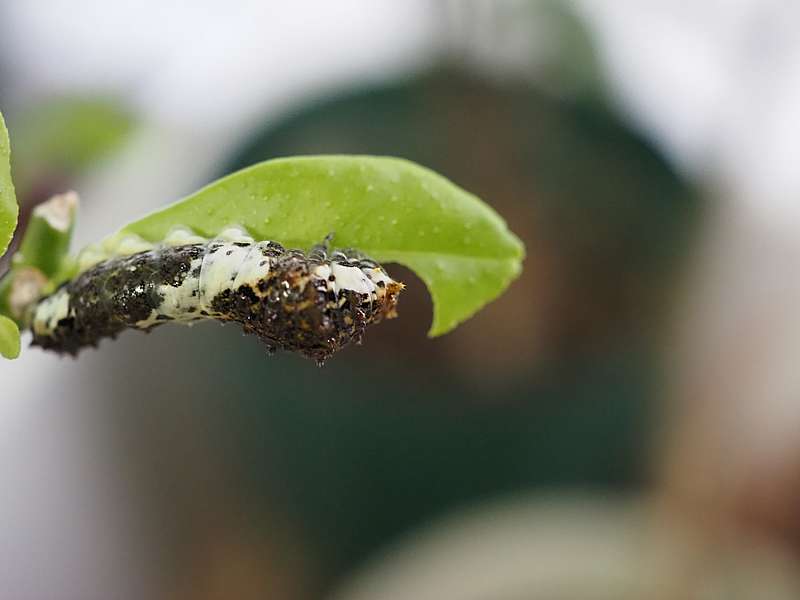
<box><xmin>0</xmin><ymin>96</ymin><xmax>134</xmax><ymax>283</ymax></box>
<box><xmin>13</xmin><ymin>97</ymin><xmax>133</xmax><ymax>176</ymax></box>
<box><xmin>10</xmin><ymin>96</ymin><xmax>134</xmax><ymax>201</ymax></box>
<box><xmin>527</xmin><ymin>0</ymin><xmax>607</xmax><ymax>101</ymax></box>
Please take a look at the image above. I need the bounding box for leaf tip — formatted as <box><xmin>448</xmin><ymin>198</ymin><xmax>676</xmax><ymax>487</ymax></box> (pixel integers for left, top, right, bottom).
<box><xmin>424</xmin><ymin>250</ymin><xmax>525</xmax><ymax>339</ymax></box>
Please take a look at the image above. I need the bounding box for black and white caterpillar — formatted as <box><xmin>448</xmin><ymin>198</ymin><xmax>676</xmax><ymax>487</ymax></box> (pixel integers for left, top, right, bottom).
<box><xmin>29</xmin><ymin>235</ymin><xmax>403</xmax><ymax>363</ymax></box>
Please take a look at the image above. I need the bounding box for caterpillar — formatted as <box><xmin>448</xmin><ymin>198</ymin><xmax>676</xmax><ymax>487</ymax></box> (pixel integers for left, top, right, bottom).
<box><xmin>29</xmin><ymin>236</ymin><xmax>403</xmax><ymax>364</ymax></box>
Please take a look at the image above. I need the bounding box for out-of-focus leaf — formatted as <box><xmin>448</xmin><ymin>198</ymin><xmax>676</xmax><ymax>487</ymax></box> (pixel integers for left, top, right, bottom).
<box><xmin>84</xmin><ymin>156</ymin><xmax>524</xmax><ymax>336</ymax></box>
<box><xmin>13</xmin><ymin>97</ymin><xmax>134</xmax><ymax>172</ymax></box>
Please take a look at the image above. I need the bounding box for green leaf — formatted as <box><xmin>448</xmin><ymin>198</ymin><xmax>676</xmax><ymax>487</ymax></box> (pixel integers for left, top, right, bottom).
<box><xmin>16</xmin><ymin>191</ymin><xmax>78</xmax><ymax>278</ymax></box>
<box><xmin>0</xmin><ymin>314</ymin><xmax>20</xmax><ymax>359</ymax></box>
<box><xmin>89</xmin><ymin>156</ymin><xmax>524</xmax><ymax>336</ymax></box>
<box><xmin>0</xmin><ymin>111</ymin><xmax>22</xmax><ymax>359</ymax></box>
<box><xmin>0</xmin><ymin>111</ymin><xmax>18</xmax><ymax>257</ymax></box>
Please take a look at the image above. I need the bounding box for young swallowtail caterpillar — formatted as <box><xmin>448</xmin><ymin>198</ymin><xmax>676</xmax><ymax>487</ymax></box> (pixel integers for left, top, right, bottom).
<box><xmin>29</xmin><ymin>233</ymin><xmax>403</xmax><ymax>364</ymax></box>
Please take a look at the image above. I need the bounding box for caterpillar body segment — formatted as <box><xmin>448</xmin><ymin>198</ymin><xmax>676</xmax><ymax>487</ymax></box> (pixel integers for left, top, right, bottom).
<box><xmin>31</xmin><ymin>239</ymin><xmax>402</xmax><ymax>363</ymax></box>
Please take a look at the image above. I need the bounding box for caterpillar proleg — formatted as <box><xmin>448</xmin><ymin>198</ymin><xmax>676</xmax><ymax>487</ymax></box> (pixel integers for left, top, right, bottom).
<box><xmin>30</xmin><ymin>238</ymin><xmax>403</xmax><ymax>363</ymax></box>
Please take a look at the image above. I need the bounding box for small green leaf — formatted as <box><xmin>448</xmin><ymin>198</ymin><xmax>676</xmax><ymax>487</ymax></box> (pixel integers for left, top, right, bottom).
<box><xmin>0</xmin><ymin>314</ymin><xmax>20</xmax><ymax>359</ymax></box>
<box><xmin>93</xmin><ymin>156</ymin><xmax>524</xmax><ymax>336</ymax></box>
<box><xmin>0</xmin><ymin>111</ymin><xmax>18</xmax><ymax>257</ymax></box>
<box><xmin>16</xmin><ymin>191</ymin><xmax>78</xmax><ymax>278</ymax></box>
